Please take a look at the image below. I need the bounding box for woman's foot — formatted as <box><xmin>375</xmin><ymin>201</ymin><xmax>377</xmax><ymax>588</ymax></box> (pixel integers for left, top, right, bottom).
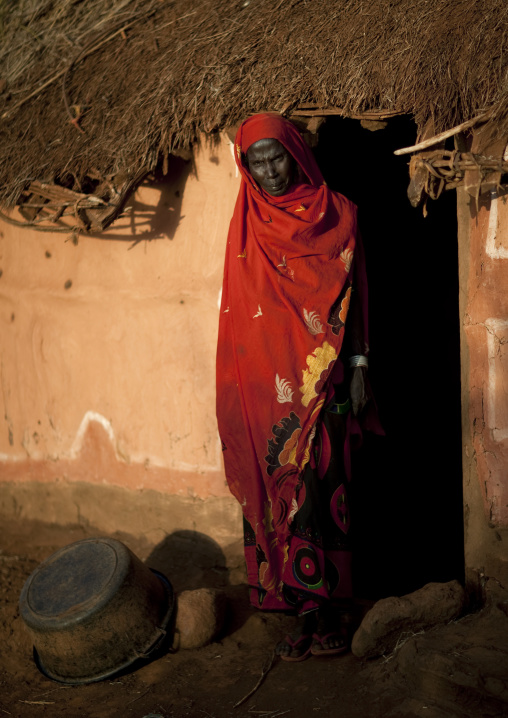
<box><xmin>276</xmin><ymin>612</ymin><xmax>317</xmax><ymax>662</ymax></box>
<box><xmin>310</xmin><ymin>607</ymin><xmax>349</xmax><ymax>656</ymax></box>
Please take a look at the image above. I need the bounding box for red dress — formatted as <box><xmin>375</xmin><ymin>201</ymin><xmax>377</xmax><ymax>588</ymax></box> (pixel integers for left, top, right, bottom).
<box><xmin>216</xmin><ymin>113</ymin><xmax>369</xmax><ymax>613</ymax></box>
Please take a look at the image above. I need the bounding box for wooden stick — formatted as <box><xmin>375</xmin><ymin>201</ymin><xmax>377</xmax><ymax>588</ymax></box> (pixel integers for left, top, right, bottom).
<box><xmin>233</xmin><ymin>651</ymin><xmax>275</xmax><ymax>708</ymax></box>
<box><xmin>0</xmin><ymin>207</ymin><xmax>78</xmax><ymax>233</ymax></box>
<box><xmin>393</xmin><ymin>113</ymin><xmax>489</xmax><ymax>155</ymax></box>
<box><xmin>125</xmin><ymin>688</ymin><xmax>151</xmax><ymax>705</ymax></box>
<box><xmin>292</xmin><ymin>107</ymin><xmax>404</xmax><ymax>120</ymax></box>
<box><xmin>1</xmin><ymin>68</ymin><xmax>67</xmax><ymax>119</ymax></box>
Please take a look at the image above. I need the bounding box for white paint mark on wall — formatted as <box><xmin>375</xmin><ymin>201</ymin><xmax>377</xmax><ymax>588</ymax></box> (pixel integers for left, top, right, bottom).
<box><xmin>0</xmin><ymin>451</ymin><xmax>26</xmax><ymax>462</ymax></box>
<box><xmin>486</xmin><ymin>146</ymin><xmax>508</xmax><ymax>259</ymax></box>
<box><xmin>1</xmin><ymin>410</ymin><xmax>223</xmax><ymax>473</ymax></box>
<box><xmin>70</xmin><ymin>410</ymin><xmax>117</xmax><ymax>459</ymax></box>
<box><xmin>71</xmin><ymin>411</ymin><xmax>223</xmax><ymax>473</ymax></box>
<box><xmin>485</xmin><ymin>191</ymin><xmax>508</xmax><ymax>259</ymax></box>
<box><xmin>229</xmin><ymin>140</ymin><xmax>239</xmax><ymax>178</ymax></box>
<box><xmin>486</xmin><ymin>318</ymin><xmax>508</xmax><ymax>442</ymax></box>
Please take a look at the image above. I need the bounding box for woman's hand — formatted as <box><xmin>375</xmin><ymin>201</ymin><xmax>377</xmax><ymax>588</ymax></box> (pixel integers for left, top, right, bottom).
<box><xmin>350</xmin><ymin>366</ymin><xmax>370</xmax><ymax>417</ymax></box>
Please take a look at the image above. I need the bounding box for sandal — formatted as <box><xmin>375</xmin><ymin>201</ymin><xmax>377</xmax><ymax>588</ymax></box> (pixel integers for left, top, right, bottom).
<box><xmin>310</xmin><ymin>630</ymin><xmax>348</xmax><ymax>656</ymax></box>
<box><xmin>276</xmin><ymin>633</ymin><xmax>313</xmax><ymax>662</ymax></box>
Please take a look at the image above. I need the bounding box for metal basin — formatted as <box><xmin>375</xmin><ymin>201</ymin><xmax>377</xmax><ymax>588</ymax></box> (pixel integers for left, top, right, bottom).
<box><xmin>19</xmin><ymin>537</ymin><xmax>174</xmax><ymax>684</ymax></box>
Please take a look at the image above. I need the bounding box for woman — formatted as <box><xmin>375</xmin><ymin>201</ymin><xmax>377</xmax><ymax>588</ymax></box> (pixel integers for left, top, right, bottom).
<box><xmin>216</xmin><ymin>113</ymin><xmax>375</xmax><ymax>661</ymax></box>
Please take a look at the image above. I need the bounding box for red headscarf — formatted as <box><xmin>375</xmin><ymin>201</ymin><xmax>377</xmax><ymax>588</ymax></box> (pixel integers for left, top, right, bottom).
<box><xmin>217</xmin><ymin>113</ymin><xmax>360</xmax><ymax>594</ymax></box>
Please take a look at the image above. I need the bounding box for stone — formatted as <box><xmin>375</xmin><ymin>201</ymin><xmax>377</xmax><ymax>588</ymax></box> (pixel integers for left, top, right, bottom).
<box><xmin>174</xmin><ymin>588</ymin><xmax>226</xmax><ymax>650</ymax></box>
<box><xmin>393</xmin><ymin>599</ymin><xmax>508</xmax><ymax>716</ymax></box>
<box><xmin>351</xmin><ymin>580</ymin><xmax>466</xmax><ymax>659</ymax></box>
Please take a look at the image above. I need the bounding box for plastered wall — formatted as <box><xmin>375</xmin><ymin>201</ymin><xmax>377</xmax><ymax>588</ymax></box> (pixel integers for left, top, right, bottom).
<box><xmin>0</xmin><ymin>136</ymin><xmax>243</xmax><ymax>547</ymax></box>
<box><xmin>458</xmin><ymin>185</ymin><xmax>508</xmax><ymax>586</ymax></box>
<box><xmin>3</xmin><ymin>131</ymin><xmax>507</xmax><ymax>583</ymax></box>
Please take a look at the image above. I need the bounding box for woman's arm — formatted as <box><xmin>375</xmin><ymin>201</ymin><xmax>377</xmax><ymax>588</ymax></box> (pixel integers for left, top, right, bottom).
<box><xmin>347</xmin><ymin>285</ymin><xmax>371</xmax><ymax>417</ymax></box>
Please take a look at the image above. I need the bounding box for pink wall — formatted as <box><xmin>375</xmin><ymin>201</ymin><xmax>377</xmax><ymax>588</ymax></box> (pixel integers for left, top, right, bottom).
<box><xmin>463</xmin><ymin>189</ymin><xmax>508</xmax><ymax>528</ymax></box>
<box><xmin>0</xmin><ymin>138</ymin><xmax>239</xmax><ymax>501</ymax></box>
<box><xmin>458</xmin><ymin>177</ymin><xmax>508</xmax><ymax>587</ymax></box>
<box><xmin>2</xmin><ymin>130</ymin><xmax>507</xmax><ymax>580</ymax></box>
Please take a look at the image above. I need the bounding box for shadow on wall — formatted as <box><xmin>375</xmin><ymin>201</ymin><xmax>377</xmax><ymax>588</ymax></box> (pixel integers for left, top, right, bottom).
<box><xmin>91</xmin><ymin>155</ymin><xmax>192</xmax><ymax>243</ymax></box>
<box><xmin>145</xmin><ymin>530</ymin><xmax>229</xmax><ymax>593</ymax></box>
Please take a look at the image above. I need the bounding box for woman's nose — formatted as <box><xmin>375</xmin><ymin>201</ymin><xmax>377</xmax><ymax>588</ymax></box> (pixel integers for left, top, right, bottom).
<box><xmin>265</xmin><ymin>162</ymin><xmax>278</xmax><ymax>178</ymax></box>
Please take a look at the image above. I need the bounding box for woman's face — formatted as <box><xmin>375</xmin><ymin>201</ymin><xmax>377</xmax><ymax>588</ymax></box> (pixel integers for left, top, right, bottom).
<box><xmin>246</xmin><ymin>138</ymin><xmax>295</xmax><ymax>196</ymax></box>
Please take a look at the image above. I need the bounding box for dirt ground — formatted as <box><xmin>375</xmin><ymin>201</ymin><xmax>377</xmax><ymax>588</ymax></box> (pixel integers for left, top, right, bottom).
<box><xmin>0</xmin><ymin>519</ymin><xmax>506</xmax><ymax>718</ymax></box>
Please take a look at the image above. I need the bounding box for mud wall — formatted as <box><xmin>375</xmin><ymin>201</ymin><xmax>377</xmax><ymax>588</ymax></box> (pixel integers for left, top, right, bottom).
<box><xmin>0</xmin><ymin>137</ymin><xmax>242</xmax><ymax>548</ymax></box>
<box><xmin>458</xmin><ymin>185</ymin><xmax>508</xmax><ymax>587</ymax></box>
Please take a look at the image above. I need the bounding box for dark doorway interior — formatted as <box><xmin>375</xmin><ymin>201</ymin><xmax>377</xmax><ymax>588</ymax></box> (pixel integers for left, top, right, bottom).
<box><xmin>315</xmin><ymin>117</ymin><xmax>464</xmax><ymax>600</ymax></box>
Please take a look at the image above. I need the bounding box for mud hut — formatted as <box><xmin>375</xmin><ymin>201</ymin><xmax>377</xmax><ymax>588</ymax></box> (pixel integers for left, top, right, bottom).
<box><xmin>0</xmin><ymin>0</ymin><xmax>507</xmax><ymax>599</ymax></box>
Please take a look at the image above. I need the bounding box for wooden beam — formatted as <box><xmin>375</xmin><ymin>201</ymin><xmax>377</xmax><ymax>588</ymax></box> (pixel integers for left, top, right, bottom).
<box><xmin>394</xmin><ymin>113</ymin><xmax>489</xmax><ymax>155</ymax></box>
<box><xmin>291</xmin><ymin>107</ymin><xmax>404</xmax><ymax>120</ymax></box>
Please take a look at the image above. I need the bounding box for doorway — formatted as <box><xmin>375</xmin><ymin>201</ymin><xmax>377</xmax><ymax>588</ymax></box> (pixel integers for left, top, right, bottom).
<box><xmin>315</xmin><ymin>117</ymin><xmax>464</xmax><ymax>599</ymax></box>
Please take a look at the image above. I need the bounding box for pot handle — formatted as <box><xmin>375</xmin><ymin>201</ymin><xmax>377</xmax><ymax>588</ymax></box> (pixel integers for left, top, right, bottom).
<box><xmin>136</xmin><ymin>626</ymin><xmax>168</xmax><ymax>659</ymax></box>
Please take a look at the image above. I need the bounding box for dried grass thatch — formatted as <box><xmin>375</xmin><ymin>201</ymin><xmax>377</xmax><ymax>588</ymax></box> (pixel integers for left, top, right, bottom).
<box><xmin>0</xmin><ymin>0</ymin><xmax>507</xmax><ymax>208</ymax></box>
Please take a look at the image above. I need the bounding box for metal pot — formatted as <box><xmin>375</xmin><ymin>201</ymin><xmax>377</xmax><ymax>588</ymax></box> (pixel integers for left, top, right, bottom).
<box><xmin>19</xmin><ymin>537</ymin><xmax>174</xmax><ymax>684</ymax></box>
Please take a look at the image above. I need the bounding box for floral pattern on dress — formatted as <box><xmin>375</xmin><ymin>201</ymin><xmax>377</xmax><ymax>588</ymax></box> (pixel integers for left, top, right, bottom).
<box><xmin>303</xmin><ymin>309</ymin><xmax>324</xmax><ymax>335</ymax></box>
<box><xmin>256</xmin><ymin>544</ymin><xmax>276</xmax><ymax>592</ymax></box>
<box><xmin>275</xmin><ymin>374</ymin><xmax>294</xmax><ymax>403</ymax></box>
<box><xmin>328</xmin><ymin>284</ymin><xmax>352</xmax><ymax>336</ymax></box>
<box><xmin>299</xmin><ymin>341</ymin><xmax>338</xmax><ymax>407</ymax></box>
<box><xmin>340</xmin><ymin>247</ymin><xmax>354</xmax><ymax>273</ymax></box>
<box><xmin>265</xmin><ymin>411</ymin><xmax>302</xmax><ymax>476</ymax></box>
<box><xmin>277</xmin><ymin>255</ymin><xmax>295</xmax><ymax>281</ymax></box>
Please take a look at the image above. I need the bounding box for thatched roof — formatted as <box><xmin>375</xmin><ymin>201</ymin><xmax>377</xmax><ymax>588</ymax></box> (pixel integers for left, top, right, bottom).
<box><xmin>0</xmin><ymin>0</ymin><xmax>507</xmax><ymax>213</ymax></box>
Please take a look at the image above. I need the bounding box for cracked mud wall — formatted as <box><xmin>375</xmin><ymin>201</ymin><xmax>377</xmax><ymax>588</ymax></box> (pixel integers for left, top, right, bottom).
<box><xmin>458</xmin><ymin>185</ymin><xmax>508</xmax><ymax>588</ymax></box>
<box><xmin>0</xmin><ymin>136</ymin><xmax>243</xmax><ymax>548</ymax></box>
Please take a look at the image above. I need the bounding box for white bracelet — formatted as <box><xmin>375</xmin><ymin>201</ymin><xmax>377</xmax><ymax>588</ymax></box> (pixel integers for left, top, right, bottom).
<box><xmin>349</xmin><ymin>355</ymin><xmax>368</xmax><ymax>369</ymax></box>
